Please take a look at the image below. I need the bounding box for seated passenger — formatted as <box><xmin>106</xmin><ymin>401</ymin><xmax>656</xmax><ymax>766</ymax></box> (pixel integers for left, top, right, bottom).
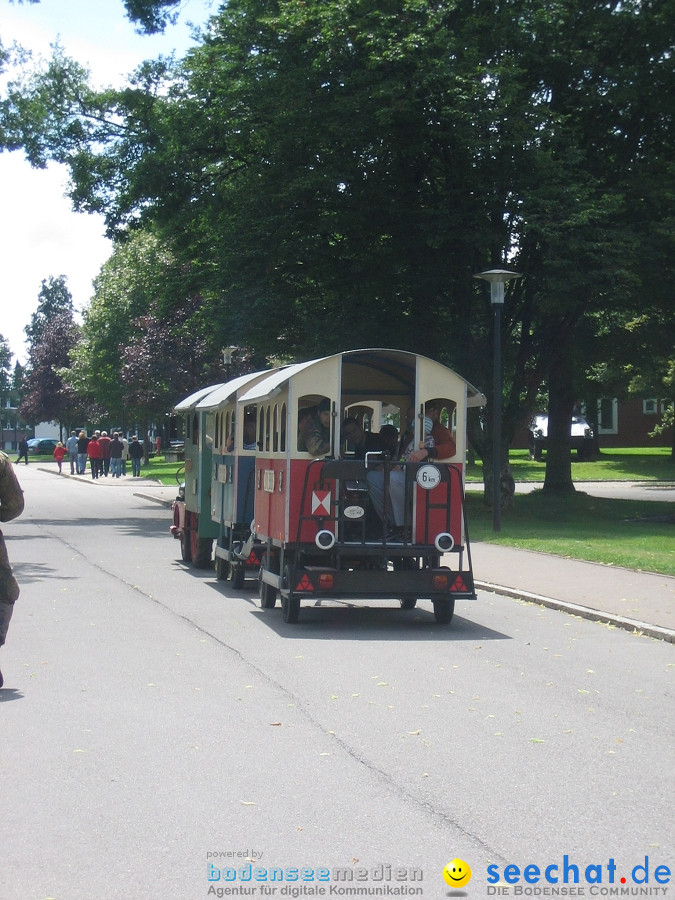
<box><xmin>341</xmin><ymin>417</ymin><xmax>384</xmax><ymax>459</ymax></box>
<box><xmin>299</xmin><ymin>399</ymin><xmax>331</xmax><ymax>457</ymax></box>
<box><xmin>242</xmin><ymin>416</ymin><xmax>257</xmax><ymax>450</ymax></box>
<box><xmin>406</xmin><ymin>400</ymin><xmax>456</xmax><ymax>461</ymax></box>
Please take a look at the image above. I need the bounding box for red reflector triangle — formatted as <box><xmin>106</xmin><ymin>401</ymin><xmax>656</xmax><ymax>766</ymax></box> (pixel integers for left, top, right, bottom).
<box><xmin>451</xmin><ymin>576</ymin><xmax>468</xmax><ymax>592</ymax></box>
<box><xmin>296</xmin><ymin>574</ymin><xmax>314</xmax><ymax>592</ymax></box>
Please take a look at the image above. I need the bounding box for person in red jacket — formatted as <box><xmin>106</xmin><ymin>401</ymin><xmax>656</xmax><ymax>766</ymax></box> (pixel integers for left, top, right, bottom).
<box><xmin>87</xmin><ymin>435</ymin><xmax>102</xmax><ymax>479</ymax></box>
<box><xmin>98</xmin><ymin>431</ymin><xmax>112</xmax><ymax>477</ymax></box>
<box><xmin>406</xmin><ymin>400</ymin><xmax>456</xmax><ymax>462</ymax></box>
<box><xmin>53</xmin><ymin>441</ymin><xmax>67</xmax><ymax>474</ymax></box>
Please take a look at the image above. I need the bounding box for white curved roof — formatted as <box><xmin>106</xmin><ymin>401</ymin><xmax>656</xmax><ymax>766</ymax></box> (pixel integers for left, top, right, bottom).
<box><xmin>173</xmin><ymin>384</ymin><xmax>224</xmax><ymax>413</ymax></box>
<box><xmin>195</xmin><ymin>370</ymin><xmax>279</xmax><ymax>411</ymax></box>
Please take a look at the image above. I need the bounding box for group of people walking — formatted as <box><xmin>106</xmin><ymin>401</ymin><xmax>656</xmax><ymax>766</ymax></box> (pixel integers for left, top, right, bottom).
<box><xmin>57</xmin><ymin>431</ymin><xmax>145</xmax><ymax>478</ymax></box>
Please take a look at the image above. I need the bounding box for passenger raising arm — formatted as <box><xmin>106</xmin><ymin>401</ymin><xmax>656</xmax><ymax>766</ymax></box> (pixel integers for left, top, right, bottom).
<box><xmin>406</xmin><ymin>401</ymin><xmax>456</xmax><ymax>462</ymax></box>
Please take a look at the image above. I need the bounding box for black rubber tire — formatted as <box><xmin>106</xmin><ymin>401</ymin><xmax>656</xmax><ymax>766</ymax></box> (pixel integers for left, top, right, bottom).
<box><xmin>282</xmin><ymin>594</ymin><xmax>301</xmax><ymax>624</ymax></box>
<box><xmin>191</xmin><ymin>533</ymin><xmax>213</xmax><ymax>569</ymax></box>
<box><xmin>232</xmin><ymin>565</ymin><xmax>245</xmax><ymax>589</ymax></box>
<box><xmin>215</xmin><ymin>555</ymin><xmax>230</xmax><ymax>580</ymax></box>
<box><xmin>433</xmin><ymin>598</ymin><xmax>455</xmax><ymax>624</ymax></box>
<box><xmin>259</xmin><ymin>570</ymin><xmax>277</xmax><ymax>609</ymax></box>
<box><xmin>281</xmin><ymin>564</ymin><xmax>300</xmax><ymax>623</ymax></box>
<box><xmin>180</xmin><ymin>531</ymin><xmax>192</xmax><ymax>563</ymax></box>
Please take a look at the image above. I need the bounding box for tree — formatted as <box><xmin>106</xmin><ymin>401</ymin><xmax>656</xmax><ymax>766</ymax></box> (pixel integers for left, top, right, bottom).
<box><xmin>66</xmin><ymin>229</ymin><xmax>230</xmax><ymax>429</ymax></box>
<box><xmin>3</xmin><ymin>0</ymin><xmax>673</xmax><ymax>496</ymax></box>
<box><xmin>19</xmin><ymin>276</ymin><xmax>81</xmax><ymax>429</ymax></box>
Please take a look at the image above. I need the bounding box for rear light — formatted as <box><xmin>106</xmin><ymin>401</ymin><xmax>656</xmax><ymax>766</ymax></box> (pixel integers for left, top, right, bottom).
<box><xmin>432</xmin><ymin>573</ymin><xmax>449</xmax><ymax>591</ymax></box>
<box><xmin>318</xmin><ymin>573</ymin><xmax>334</xmax><ymax>590</ymax></box>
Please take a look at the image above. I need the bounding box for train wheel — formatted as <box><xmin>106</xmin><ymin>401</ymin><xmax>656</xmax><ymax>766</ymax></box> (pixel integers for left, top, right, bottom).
<box><xmin>400</xmin><ymin>597</ymin><xmax>417</xmax><ymax>610</ymax></box>
<box><xmin>258</xmin><ymin>570</ymin><xmax>277</xmax><ymax>609</ymax></box>
<box><xmin>180</xmin><ymin>531</ymin><xmax>192</xmax><ymax>563</ymax></box>
<box><xmin>232</xmin><ymin>565</ymin><xmax>245</xmax><ymax>590</ymax></box>
<box><xmin>215</xmin><ymin>555</ymin><xmax>230</xmax><ymax>580</ymax></box>
<box><xmin>191</xmin><ymin>533</ymin><xmax>213</xmax><ymax>569</ymax></box>
<box><xmin>281</xmin><ymin>564</ymin><xmax>300</xmax><ymax>624</ymax></box>
<box><xmin>432</xmin><ymin>598</ymin><xmax>455</xmax><ymax>624</ymax></box>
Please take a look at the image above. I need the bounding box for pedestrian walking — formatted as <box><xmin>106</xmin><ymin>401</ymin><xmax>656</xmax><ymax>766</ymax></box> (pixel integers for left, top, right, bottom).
<box><xmin>87</xmin><ymin>434</ymin><xmax>102</xmax><ymax>479</ymax></box>
<box><xmin>53</xmin><ymin>442</ymin><xmax>67</xmax><ymax>473</ymax></box>
<box><xmin>16</xmin><ymin>438</ymin><xmax>29</xmax><ymax>465</ymax></box>
<box><xmin>99</xmin><ymin>431</ymin><xmax>112</xmax><ymax>477</ymax></box>
<box><xmin>0</xmin><ymin>449</ymin><xmax>24</xmax><ymax>688</ymax></box>
<box><xmin>109</xmin><ymin>432</ymin><xmax>123</xmax><ymax>478</ymax></box>
<box><xmin>77</xmin><ymin>431</ymin><xmax>89</xmax><ymax>475</ymax></box>
<box><xmin>120</xmin><ymin>435</ymin><xmax>129</xmax><ymax>476</ymax></box>
<box><xmin>128</xmin><ymin>435</ymin><xmax>143</xmax><ymax>477</ymax></box>
<box><xmin>66</xmin><ymin>430</ymin><xmax>78</xmax><ymax>474</ymax></box>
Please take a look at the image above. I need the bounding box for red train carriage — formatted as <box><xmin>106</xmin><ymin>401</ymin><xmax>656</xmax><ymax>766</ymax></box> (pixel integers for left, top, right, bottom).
<box><xmin>238</xmin><ymin>349</ymin><xmax>486</xmax><ymax>624</ymax></box>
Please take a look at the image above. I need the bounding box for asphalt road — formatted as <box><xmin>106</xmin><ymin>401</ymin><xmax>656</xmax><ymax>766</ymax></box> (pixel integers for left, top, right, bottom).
<box><xmin>2</xmin><ymin>467</ymin><xmax>673</xmax><ymax>899</ymax></box>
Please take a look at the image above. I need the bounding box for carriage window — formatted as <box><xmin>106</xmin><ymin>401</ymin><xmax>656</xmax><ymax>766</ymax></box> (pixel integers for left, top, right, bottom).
<box><xmin>242</xmin><ymin>406</ymin><xmax>257</xmax><ymax>451</ymax></box>
<box><xmin>272</xmin><ymin>404</ymin><xmax>279</xmax><ymax>452</ymax></box>
<box><xmin>258</xmin><ymin>408</ymin><xmax>265</xmax><ymax>451</ymax></box>
<box><xmin>265</xmin><ymin>406</ymin><xmax>271</xmax><ymax>452</ymax></box>
<box><xmin>192</xmin><ymin>413</ymin><xmax>199</xmax><ymax>445</ymax></box>
<box><xmin>297</xmin><ymin>395</ymin><xmax>331</xmax><ymax>456</ymax></box>
<box><xmin>280</xmin><ymin>403</ymin><xmax>287</xmax><ymax>452</ymax></box>
<box><xmin>226</xmin><ymin>410</ymin><xmax>234</xmax><ymax>452</ymax></box>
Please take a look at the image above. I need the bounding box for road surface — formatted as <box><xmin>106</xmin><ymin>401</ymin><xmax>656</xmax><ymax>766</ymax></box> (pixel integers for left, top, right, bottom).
<box><xmin>2</xmin><ymin>467</ymin><xmax>673</xmax><ymax>899</ymax></box>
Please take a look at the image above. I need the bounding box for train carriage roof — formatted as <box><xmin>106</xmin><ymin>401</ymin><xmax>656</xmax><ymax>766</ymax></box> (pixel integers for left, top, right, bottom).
<box><xmin>237</xmin><ymin>349</ymin><xmax>486</xmax><ymax>407</ymax></box>
<box><xmin>195</xmin><ymin>370</ymin><xmax>279</xmax><ymax>411</ymax></box>
<box><xmin>173</xmin><ymin>383</ymin><xmax>224</xmax><ymax>412</ymax></box>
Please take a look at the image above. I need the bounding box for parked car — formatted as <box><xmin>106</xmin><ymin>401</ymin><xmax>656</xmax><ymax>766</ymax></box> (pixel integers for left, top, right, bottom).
<box><xmin>528</xmin><ymin>414</ymin><xmax>594</xmax><ymax>460</ymax></box>
<box><xmin>27</xmin><ymin>438</ymin><xmax>59</xmax><ymax>455</ymax></box>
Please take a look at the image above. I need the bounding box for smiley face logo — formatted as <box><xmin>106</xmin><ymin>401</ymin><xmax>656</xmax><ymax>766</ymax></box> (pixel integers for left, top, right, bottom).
<box><xmin>443</xmin><ymin>858</ymin><xmax>472</xmax><ymax>889</ymax></box>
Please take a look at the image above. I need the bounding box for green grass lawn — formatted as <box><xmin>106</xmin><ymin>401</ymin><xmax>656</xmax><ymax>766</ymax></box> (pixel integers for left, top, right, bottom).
<box><xmin>466</xmin><ymin>446</ymin><xmax>675</xmax><ymax>483</ymax></box>
<box><xmin>466</xmin><ymin>491</ymin><xmax>674</xmax><ymax>576</ymax></box>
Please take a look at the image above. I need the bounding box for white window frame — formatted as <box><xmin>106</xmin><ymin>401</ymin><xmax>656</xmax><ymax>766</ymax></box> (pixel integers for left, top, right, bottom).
<box><xmin>597</xmin><ymin>398</ymin><xmax>618</xmax><ymax>435</ymax></box>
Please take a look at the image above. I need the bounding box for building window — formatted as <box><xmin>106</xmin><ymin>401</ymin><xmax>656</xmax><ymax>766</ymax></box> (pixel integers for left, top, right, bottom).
<box><xmin>597</xmin><ymin>398</ymin><xmax>618</xmax><ymax>435</ymax></box>
<box><xmin>643</xmin><ymin>398</ymin><xmax>658</xmax><ymax>415</ymax></box>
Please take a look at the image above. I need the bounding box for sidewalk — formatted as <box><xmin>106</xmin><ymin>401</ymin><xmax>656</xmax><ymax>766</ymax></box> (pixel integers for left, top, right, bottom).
<box><xmin>471</xmin><ymin>542</ymin><xmax>675</xmax><ymax>643</ymax></box>
<box><xmin>40</xmin><ymin>468</ymin><xmax>675</xmax><ymax>642</ymax></box>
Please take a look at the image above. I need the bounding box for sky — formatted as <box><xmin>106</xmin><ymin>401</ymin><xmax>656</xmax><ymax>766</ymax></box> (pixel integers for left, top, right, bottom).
<box><xmin>1</xmin><ymin>0</ymin><xmax>216</xmax><ymax>364</ymax></box>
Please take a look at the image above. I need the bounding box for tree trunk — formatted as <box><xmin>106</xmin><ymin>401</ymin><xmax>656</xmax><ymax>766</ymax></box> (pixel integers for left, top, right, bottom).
<box><xmin>543</xmin><ymin>354</ymin><xmax>576</xmax><ymax>494</ymax></box>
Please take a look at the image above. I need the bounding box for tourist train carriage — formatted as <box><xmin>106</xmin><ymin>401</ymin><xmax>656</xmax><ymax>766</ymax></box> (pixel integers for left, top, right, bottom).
<box><xmin>196</xmin><ymin>370</ymin><xmax>278</xmax><ymax>587</ymax></box>
<box><xmin>237</xmin><ymin>348</ymin><xmax>486</xmax><ymax>624</ymax></box>
<box><xmin>170</xmin><ymin>383</ymin><xmax>223</xmax><ymax>567</ymax></box>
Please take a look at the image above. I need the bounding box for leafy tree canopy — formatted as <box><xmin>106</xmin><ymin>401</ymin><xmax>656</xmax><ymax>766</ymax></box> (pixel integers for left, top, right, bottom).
<box><xmin>2</xmin><ymin>0</ymin><xmax>673</xmax><ymax>484</ymax></box>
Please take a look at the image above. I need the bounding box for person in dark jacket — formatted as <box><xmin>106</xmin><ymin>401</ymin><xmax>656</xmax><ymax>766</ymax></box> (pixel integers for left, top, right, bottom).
<box><xmin>109</xmin><ymin>433</ymin><xmax>123</xmax><ymax>478</ymax></box>
<box><xmin>16</xmin><ymin>438</ymin><xmax>29</xmax><ymax>465</ymax></box>
<box><xmin>0</xmin><ymin>450</ymin><xmax>24</xmax><ymax>688</ymax></box>
<box><xmin>76</xmin><ymin>431</ymin><xmax>89</xmax><ymax>475</ymax></box>
<box><xmin>128</xmin><ymin>435</ymin><xmax>143</xmax><ymax>477</ymax></box>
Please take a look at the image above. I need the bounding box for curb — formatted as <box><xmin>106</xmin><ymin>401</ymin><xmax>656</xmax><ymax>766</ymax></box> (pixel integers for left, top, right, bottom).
<box><xmin>475</xmin><ymin>580</ymin><xmax>675</xmax><ymax>644</ymax></box>
<box><xmin>133</xmin><ymin>492</ymin><xmax>175</xmax><ymax>507</ymax></box>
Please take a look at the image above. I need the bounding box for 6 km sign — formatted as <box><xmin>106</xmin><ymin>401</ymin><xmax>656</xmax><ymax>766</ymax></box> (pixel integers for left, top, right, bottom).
<box><xmin>415</xmin><ymin>464</ymin><xmax>441</xmax><ymax>490</ymax></box>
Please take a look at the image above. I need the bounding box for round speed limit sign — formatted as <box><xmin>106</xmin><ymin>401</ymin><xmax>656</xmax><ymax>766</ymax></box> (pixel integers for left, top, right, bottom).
<box><xmin>415</xmin><ymin>463</ymin><xmax>441</xmax><ymax>490</ymax></box>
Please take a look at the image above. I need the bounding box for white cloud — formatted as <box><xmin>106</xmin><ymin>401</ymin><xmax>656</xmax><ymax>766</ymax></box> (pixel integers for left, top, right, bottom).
<box><xmin>0</xmin><ymin>154</ymin><xmax>112</xmax><ymax>363</ymax></box>
<box><xmin>0</xmin><ymin>0</ymin><xmax>214</xmax><ymax>363</ymax></box>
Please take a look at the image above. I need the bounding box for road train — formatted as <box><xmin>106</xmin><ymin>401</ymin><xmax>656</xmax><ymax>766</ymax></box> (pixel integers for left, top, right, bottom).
<box><xmin>171</xmin><ymin>348</ymin><xmax>485</xmax><ymax>625</ymax></box>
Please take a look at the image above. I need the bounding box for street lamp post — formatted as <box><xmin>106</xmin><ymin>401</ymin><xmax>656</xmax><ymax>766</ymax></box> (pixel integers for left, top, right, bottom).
<box><xmin>222</xmin><ymin>346</ymin><xmax>237</xmax><ymax>380</ymax></box>
<box><xmin>474</xmin><ymin>268</ymin><xmax>522</xmax><ymax>532</ymax></box>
